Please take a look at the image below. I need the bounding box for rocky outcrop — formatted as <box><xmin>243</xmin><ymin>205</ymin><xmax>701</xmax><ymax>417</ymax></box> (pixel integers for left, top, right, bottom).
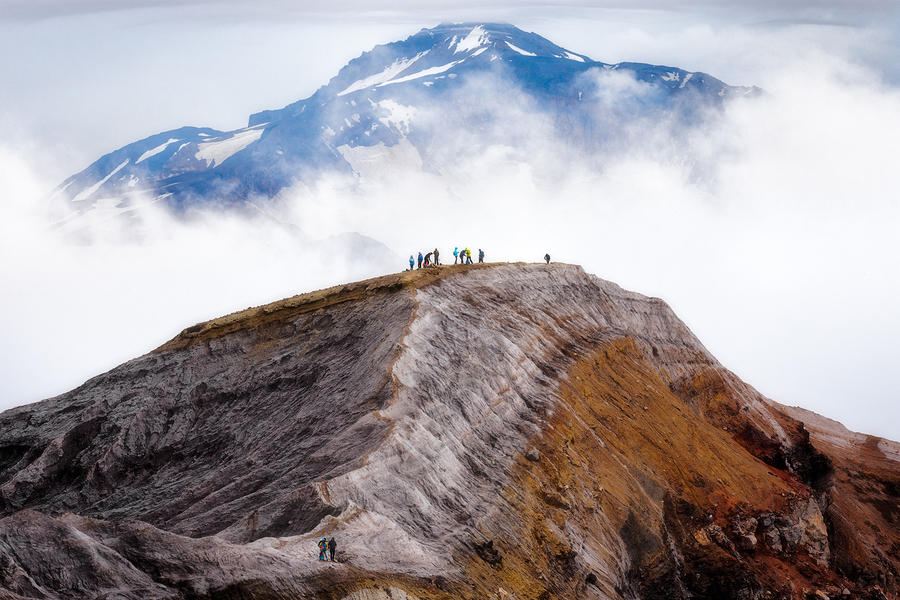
<box><xmin>0</xmin><ymin>263</ymin><xmax>897</xmax><ymax>600</ymax></box>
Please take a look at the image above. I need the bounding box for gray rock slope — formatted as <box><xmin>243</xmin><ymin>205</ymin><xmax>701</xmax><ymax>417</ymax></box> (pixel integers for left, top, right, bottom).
<box><xmin>0</xmin><ymin>263</ymin><xmax>883</xmax><ymax>600</ymax></box>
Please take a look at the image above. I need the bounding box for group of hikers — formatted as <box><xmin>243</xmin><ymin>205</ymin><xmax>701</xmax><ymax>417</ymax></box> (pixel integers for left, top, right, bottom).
<box><xmin>317</xmin><ymin>537</ymin><xmax>337</xmax><ymax>561</ymax></box>
<box><xmin>406</xmin><ymin>249</ymin><xmax>551</xmax><ymax>271</ymax></box>
<box><xmin>408</xmin><ymin>247</ymin><xmax>486</xmax><ymax>270</ymax></box>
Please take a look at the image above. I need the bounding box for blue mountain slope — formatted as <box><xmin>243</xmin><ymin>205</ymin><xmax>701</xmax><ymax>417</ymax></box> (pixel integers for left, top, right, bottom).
<box><xmin>49</xmin><ymin>23</ymin><xmax>762</xmax><ymax>220</ymax></box>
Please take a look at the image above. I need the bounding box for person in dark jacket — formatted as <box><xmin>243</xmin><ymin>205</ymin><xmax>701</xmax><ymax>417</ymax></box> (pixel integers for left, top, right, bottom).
<box><xmin>434</xmin><ymin>248</ymin><xmax>440</xmax><ymax>266</ymax></box>
<box><xmin>544</xmin><ymin>253</ymin><xmax>551</xmax><ymax>264</ymax></box>
<box><xmin>328</xmin><ymin>537</ymin><xmax>336</xmax><ymax>561</ymax></box>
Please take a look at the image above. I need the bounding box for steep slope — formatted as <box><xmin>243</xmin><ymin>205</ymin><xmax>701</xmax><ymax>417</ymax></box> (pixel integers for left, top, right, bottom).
<box><xmin>47</xmin><ymin>23</ymin><xmax>761</xmax><ymax>229</ymax></box>
<box><xmin>778</xmin><ymin>405</ymin><xmax>900</xmax><ymax>593</ymax></box>
<box><xmin>0</xmin><ymin>263</ymin><xmax>896</xmax><ymax>600</ymax></box>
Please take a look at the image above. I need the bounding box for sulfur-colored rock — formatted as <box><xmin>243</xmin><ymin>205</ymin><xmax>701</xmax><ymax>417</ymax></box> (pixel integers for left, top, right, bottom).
<box><xmin>0</xmin><ymin>263</ymin><xmax>897</xmax><ymax>600</ymax></box>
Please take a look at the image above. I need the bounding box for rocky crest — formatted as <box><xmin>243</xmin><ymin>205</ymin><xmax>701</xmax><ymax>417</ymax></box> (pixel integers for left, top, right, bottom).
<box><xmin>0</xmin><ymin>263</ymin><xmax>897</xmax><ymax>600</ymax></box>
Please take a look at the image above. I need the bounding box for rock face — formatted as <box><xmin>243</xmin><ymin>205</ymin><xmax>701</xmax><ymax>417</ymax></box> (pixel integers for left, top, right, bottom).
<box><xmin>0</xmin><ymin>263</ymin><xmax>898</xmax><ymax>600</ymax></box>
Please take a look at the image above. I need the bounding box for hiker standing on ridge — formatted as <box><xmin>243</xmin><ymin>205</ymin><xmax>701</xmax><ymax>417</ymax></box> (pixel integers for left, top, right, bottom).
<box><xmin>424</xmin><ymin>252</ymin><xmax>433</xmax><ymax>267</ymax></box>
<box><xmin>453</xmin><ymin>247</ymin><xmax>459</xmax><ymax>264</ymax></box>
<box><xmin>465</xmin><ymin>248</ymin><xmax>472</xmax><ymax>264</ymax></box>
<box><xmin>434</xmin><ymin>248</ymin><xmax>440</xmax><ymax>266</ymax></box>
<box><xmin>544</xmin><ymin>253</ymin><xmax>551</xmax><ymax>264</ymax></box>
<box><xmin>328</xmin><ymin>537</ymin><xmax>337</xmax><ymax>561</ymax></box>
<box><xmin>417</xmin><ymin>252</ymin><xmax>423</xmax><ymax>269</ymax></box>
<box><xmin>478</xmin><ymin>249</ymin><xmax>484</xmax><ymax>263</ymax></box>
<box><xmin>409</xmin><ymin>255</ymin><xmax>414</xmax><ymax>271</ymax></box>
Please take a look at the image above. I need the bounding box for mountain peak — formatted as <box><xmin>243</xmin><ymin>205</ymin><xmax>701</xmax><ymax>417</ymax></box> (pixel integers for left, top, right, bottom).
<box><xmin>319</xmin><ymin>22</ymin><xmax>591</xmax><ymax>101</ymax></box>
<box><xmin>47</xmin><ymin>23</ymin><xmax>759</xmax><ymax>237</ymax></box>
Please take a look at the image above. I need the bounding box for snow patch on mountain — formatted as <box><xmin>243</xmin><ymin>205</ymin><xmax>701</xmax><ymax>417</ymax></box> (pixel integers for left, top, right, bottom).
<box><xmin>72</xmin><ymin>159</ymin><xmax>130</xmax><ymax>202</ymax></box>
<box><xmin>564</xmin><ymin>52</ymin><xmax>585</xmax><ymax>62</ymax></box>
<box><xmin>92</xmin><ymin>198</ymin><xmax>122</xmax><ymax>209</ymax></box>
<box><xmin>453</xmin><ymin>25</ymin><xmax>489</xmax><ymax>54</ymax></box>
<box><xmin>136</xmin><ymin>138</ymin><xmax>180</xmax><ymax>164</ymax></box>
<box><xmin>373</xmin><ymin>100</ymin><xmax>418</xmax><ymax>135</ymax></box>
<box><xmin>379</xmin><ymin>54</ymin><xmax>478</xmax><ymax>88</ymax></box>
<box><xmin>338</xmin><ymin>51</ymin><xmax>430</xmax><ymax>97</ymax></box>
<box><xmin>195</xmin><ymin>128</ymin><xmax>264</xmax><ymax>168</ymax></box>
<box><xmin>506</xmin><ymin>42</ymin><xmax>536</xmax><ymax>57</ymax></box>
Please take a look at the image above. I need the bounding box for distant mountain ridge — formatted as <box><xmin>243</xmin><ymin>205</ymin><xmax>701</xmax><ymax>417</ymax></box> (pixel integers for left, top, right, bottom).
<box><xmin>47</xmin><ymin>23</ymin><xmax>761</xmax><ymax>234</ymax></box>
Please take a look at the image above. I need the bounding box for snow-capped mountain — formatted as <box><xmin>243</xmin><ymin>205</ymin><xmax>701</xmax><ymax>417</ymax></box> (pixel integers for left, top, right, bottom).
<box><xmin>48</xmin><ymin>23</ymin><xmax>761</xmax><ymax>229</ymax></box>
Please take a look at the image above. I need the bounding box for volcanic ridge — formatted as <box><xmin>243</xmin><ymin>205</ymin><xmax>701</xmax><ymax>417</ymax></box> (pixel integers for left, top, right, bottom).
<box><xmin>1</xmin><ymin>263</ymin><xmax>898</xmax><ymax>600</ymax></box>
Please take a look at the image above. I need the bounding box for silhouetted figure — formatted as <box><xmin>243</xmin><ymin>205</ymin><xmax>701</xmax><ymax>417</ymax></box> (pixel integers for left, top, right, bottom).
<box><xmin>544</xmin><ymin>254</ymin><xmax>551</xmax><ymax>264</ymax></box>
<box><xmin>328</xmin><ymin>537</ymin><xmax>336</xmax><ymax>561</ymax></box>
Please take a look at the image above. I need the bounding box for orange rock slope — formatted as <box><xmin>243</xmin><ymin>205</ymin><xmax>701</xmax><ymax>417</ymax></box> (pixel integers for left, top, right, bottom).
<box><xmin>0</xmin><ymin>263</ymin><xmax>897</xmax><ymax>600</ymax></box>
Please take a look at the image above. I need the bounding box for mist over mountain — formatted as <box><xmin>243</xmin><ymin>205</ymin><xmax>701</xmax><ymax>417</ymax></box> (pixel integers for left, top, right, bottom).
<box><xmin>1</xmin><ymin>263</ymin><xmax>898</xmax><ymax>600</ymax></box>
<box><xmin>47</xmin><ymin>23</ymin><xmax>760</xmax><ymax>239</ymax></box>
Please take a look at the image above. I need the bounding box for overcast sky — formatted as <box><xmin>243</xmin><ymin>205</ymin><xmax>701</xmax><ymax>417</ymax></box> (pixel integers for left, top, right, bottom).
<box><xmin>1</xmin><ymin>0</ymin><xmax>898</xmax><ymax>440</ymax></box>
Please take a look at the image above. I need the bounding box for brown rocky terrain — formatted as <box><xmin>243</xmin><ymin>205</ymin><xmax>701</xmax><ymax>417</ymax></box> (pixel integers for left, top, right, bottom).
<box><xmin>0</xmin><ymin>262</ymin><xmax>897</xmax><ymax>600</ymax></box>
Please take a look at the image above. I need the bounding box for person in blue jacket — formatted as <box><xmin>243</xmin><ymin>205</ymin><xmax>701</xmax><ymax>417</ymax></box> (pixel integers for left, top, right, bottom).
<box><xmin>417</xmin><ymin>252</ymin><xmax>423</xmax><ymax>269</ymax></box>
<box><xmin>453</xmin><ymin>247</ymin><xmax>459</xmax><ymax>264</ymax></box>
<box><xmin>409</xmin><ymin>255</ymin><xmax>414</xmax><ymax>271</ymax></box>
